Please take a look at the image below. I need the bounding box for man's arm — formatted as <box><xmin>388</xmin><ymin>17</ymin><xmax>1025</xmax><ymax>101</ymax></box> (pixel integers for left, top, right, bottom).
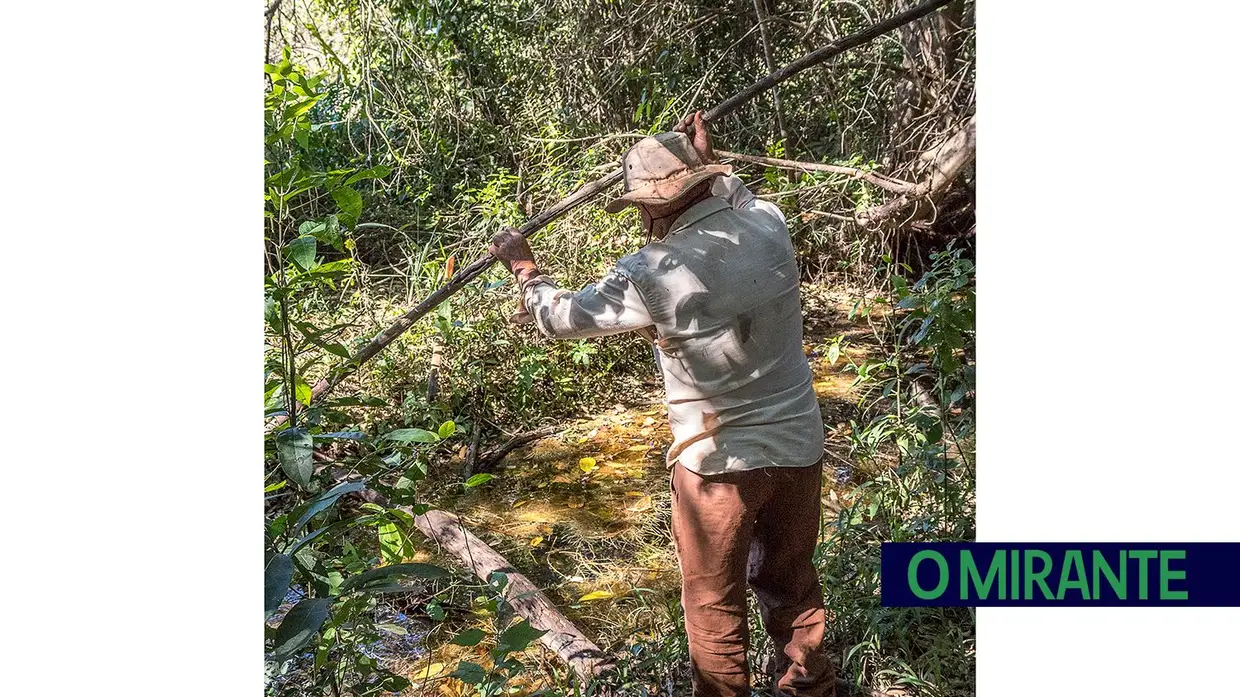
<box><xmin>489</xmin><ymin>227</ymin><xmax>655</xmax><ymax>340</ymax></box>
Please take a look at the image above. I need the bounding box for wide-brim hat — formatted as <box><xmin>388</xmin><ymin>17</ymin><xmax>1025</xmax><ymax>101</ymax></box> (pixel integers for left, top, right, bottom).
<box><xmin>604</xmin><ymin>131</ymin><xmax>732</xmax><ymax>214</ymax></box>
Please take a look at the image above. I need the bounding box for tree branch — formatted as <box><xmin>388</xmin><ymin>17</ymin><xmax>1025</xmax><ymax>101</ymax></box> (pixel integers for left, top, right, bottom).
<box><xmin>716</xmin><ymin>149</ymin><xmax>916</xmax><ymax>193</ymax></box>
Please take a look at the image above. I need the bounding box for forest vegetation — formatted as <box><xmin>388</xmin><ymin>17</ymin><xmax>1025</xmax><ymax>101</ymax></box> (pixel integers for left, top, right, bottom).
<box><xmin>264</xmin><ymin>0</ymin><xmax>976</xmax><ymax>695</ymax></box>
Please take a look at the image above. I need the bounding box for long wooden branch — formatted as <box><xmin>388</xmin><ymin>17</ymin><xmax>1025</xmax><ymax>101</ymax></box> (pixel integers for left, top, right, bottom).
<box><xmin>412</xmin><ymin>509</ymin><xmax>614</xmax><ymax>684</ymax></box>
<box><xmin>267</xmin><ymin>0</ymin><xmax>956</xmax><ymax>430</ymax></box>
<box><xmin>716</xmin><ymin>149</ymin><xmax>916</xmax><ymax>193</ymax></box>
<box><xmin>704</xmin><ymin>0</ymin><xmax>953</xmax><ymax>122</ymax></box>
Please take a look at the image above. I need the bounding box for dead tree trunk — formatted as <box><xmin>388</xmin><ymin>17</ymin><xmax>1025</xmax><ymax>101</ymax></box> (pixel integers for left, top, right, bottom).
<box><xmin>858</xmin><ymin>114</ymin><xmax>974</xmax><ymax>227</ymax></box>
<box><xmin>412</xmin><ymin>509</ymin><xmax>614</xmax><ymax>683</ymax></box>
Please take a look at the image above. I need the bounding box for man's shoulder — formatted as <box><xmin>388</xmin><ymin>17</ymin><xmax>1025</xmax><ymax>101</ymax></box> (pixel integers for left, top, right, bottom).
<box><xmin>614</xmin><ymin>246</ymin><xmax>658</xmax><ymax>282</ymax></box>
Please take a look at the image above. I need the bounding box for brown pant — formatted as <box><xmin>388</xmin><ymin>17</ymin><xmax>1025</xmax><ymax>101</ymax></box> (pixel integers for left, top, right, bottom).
<box><xmin>670</xmin><ymin>460</ymin><xmax>834</xmax><ymax>697</ymax></box>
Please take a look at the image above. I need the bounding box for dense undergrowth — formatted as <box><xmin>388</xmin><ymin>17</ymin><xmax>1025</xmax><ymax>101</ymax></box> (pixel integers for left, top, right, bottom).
<box><xmin>265</xmin><ymin>1</ymin><xmax>974</xmax><ymax>694</ymax></box>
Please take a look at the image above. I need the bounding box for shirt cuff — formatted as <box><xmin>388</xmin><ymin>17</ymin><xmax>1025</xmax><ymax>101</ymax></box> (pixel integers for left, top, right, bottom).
<box><xmin>519</xmin><ymin>274</ymin><xmax>558</xmax><ymax>293</ymax></box>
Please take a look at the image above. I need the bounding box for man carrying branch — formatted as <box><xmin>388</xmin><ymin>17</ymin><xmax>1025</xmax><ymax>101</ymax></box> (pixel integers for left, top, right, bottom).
<box><xmin>489</xmin><ymin>112</ymin><xmax>832</xmax><ymax>697</ymax></box>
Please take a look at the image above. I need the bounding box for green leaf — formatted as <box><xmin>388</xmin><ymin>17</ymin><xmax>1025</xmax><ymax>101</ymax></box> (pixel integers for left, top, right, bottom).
<box><xmin>437</xmin><ymin>421</ymin><xmax>456</xmax><ymax>439</ymax></box>
<box><xmin>426</xmin><ymin>601</ymin><xmax>446</xmax><ymax>621</ymax></box>
<box><xmin>294</xmin><ymin>320</ymin><xmax>351</xmax><ymax>359</ymax></box>
<box><xmin>285</xmin><ymin>524</ymin><xmax>336</xmax><ymax>556</ymax></box>
<box><xmin>292</xmin><ymin>480</ymin><xmax>365</xmax><ymax>532</ymax></box>
<box><xmin>450</xmin><ymin>628</ymin><xmax>486</xmax><ymax>646</ymax></box>
<box><xmin>294</xmin><ymin>376</ymin><xmax>313</xmax><ymax>407</ymax></box>
<box><xmin>464</xmin><ymin>473</ymin><xmax>494</xmax><ymax>488</ymax></box>
<box><xmin>276</xmin><ymin>428</ymin><xmax>314</xmax><ymax>488</ymax></box>
<box><xmin>331</xmin><ymin>186</ymin><xmax>362</xmax><ymax>224</ymax></box>
<box><xmin>377</xmin><ymin>522</ymin><xmax>411</xmax><ymax>563</ymax></box>
<box><xmin>285</xmin><ymin>236</ymin><xmax>317</xmax><ymax>271</ymax></box>
<box><xmin>376</xmin><ymin>623</ymin><xmax>408</xmax><ymax>636</ymax></box>
<box><xmin>827</xmin><ymin>342</ymin><xmax>841</xmax><ymax>366</ymax></box>
<box><xmin>340</xmin><ymin>563</ymin><xmax>452</xmax><ymax>593</ymax></box>
<box><xmin>385</xmin><ymin>428</ymin><xmax>439</xmax><ymax>444</ymax></box>
<box><xmin>345</xmin><ymin>165</ymin><xmax>392</xmax><ymax>185</ymax></box>
<box><xmin>270</xmin><ymin>597</ymin><xmax>332</xmax><ymax>661</ymax></box>
<box><xmin>264</xmin><ymin>480</ymin><xmax>287</xmax><ymax>493</ymax></box>
<box><xmin>299</xmin><ymin>215</ymin><xmax>343</xmax><ymax>251</ymax></box>
<box><xmin>495</xmin><ymin>620</ymin><xmax>547</xmax><ymax>654</ymax></box>
<box><xmin>265</xmin><ymin>552</ymin><xmax>294</xmax><ymax>619</ymax></box>
<box><xmin>450</xmin><ymin>661</ymin><xmax>486</xmax><ymax>685</ymax></box>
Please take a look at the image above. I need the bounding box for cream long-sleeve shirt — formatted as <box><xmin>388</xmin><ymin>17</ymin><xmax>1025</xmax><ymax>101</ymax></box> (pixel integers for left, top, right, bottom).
<box><xmin>521</xmin><ymin>174</ymin><xmax>824</xmax><ymax>475</ymax></box>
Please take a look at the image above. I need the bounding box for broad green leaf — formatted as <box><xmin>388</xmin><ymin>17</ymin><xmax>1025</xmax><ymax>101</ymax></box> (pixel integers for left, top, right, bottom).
<box><xmin>464</xmin><ymin>473</ymin><xmax>493</xmax><ymax>488</ymax></box>
<box><xmin>340</xmin><ymin>563</ymin><xmax>452</xmax><ymax>593</ymax></box>
<box><xmin>270</xmin><ymin>597</ymin><xmax>331</xmax><ymax>660</ymax></box>
<box><xmin>376</xmin><ymin>623</ymin><xmax>408</xmax><ymax>635</ymax></box>
<box><xmin>426</xmin><ymin>601</ymin><xmax>446</xmax><ymax>621</ymax></box>
<box><xmin>292</xmin><ymin>480</ymin><xmax>365</xmax><ymax>531</ymax></box>
<box><xmin>437</xmin><ymin>421</ymin><xmax>456</xmax><ymax>439</ymax></box>
<box><xmin>276</xmin><ymin>428</ymin><xmax>314</xmax><ymax>488</ymax></box>
<box><xmin>385</xmin><ymin>428</ymin><xmax>439</xmax><ymax>444</ymax></box>
<box><xmin>377</xmin><ymin>522</ymin><xmax>411</xmax><ymax>563</ymax></box>
<box><xmin>294</xmin><ymin>377</ymin><xmax>313</xmax><ymax>407</ymax></box>
<box><xmin>495</xmin><ymin>620</ymin><xmax>547</xmax><ymax>654</ymax></box>
<box><xmin>264</xmin><ymin>552</ymin><xmax>293</xmax><ymax>619</ymax></box>
<box><xmin>450</xmin><ymin>661</ymin><xmax>486</xmax><ymax>685</ymax></box>
<box><xmin>450</xmin><ymin>628</ymin><xmax>486</xmax><ymax>646</ymax></box>
<box><xmin>331</xmin><ymin>186</ymin><xmax>362</xmax><ymax>223</ymax></box>
<box><xmin>285</xmin><ymin>236</ymin><xmax>317</xmax><ymax>271</ymax></box>
<box><xmin>299</xmin><ymin>215</ymin><xmax>343</xmax><ymax>251</ymax></box>
<box><xmin>345</xmin><ymin>165</ymin><xmax>392</xmax><ymax>185</ymax></box>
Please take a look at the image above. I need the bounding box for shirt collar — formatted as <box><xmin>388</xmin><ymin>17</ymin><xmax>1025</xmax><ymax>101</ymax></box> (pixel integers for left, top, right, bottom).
<box><xmin>667</xmin><ymin>196</ymin><xmax>731</xmax><ymax>236</ymax></box>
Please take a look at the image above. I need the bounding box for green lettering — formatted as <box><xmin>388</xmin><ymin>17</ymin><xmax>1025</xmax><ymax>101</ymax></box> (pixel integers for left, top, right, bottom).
<box><xmin>1056</xmin><ymin>550</ymin><xmax>1090</xmax><ymax>600</ymax></box>
<box><xmin>961</xmin><ymin>550</ymin><xmax>1005</xmax><ymax>600</ymax></box>
<box><xmin>1130</xmin><ymin>550</ymin><xmax>1157</xmax><ymax>600</ymax></box>
<box><xmin>909</xmin><ymin>550</ymin><xmax>949</xmax><ymax>600</ymax></box>
<box><xmin>1024</xmin><ymin>550</ymin><xmax>1054</xmax><ymax>599</ymax></box>
<box><xmin>1010</xmin><ymin>546</ymin><xmax>1020</xmax><ymax>599</ymax></box>
<box><xmin>1159</xmin><ymin>550</ymin><xmax>1188</xmax><ymax>600</ymax></box>
<box><xmin>1092</xmin><ymin>550</ymin><xmax>1126</xmax><ymax>600</ymax></box>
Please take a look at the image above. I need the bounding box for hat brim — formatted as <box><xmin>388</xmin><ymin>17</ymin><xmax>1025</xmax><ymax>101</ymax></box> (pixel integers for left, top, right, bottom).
<box><xmin>603</xmin><ymin>164</ymin><xmax>733</xmax><ymax>214</ymax></box>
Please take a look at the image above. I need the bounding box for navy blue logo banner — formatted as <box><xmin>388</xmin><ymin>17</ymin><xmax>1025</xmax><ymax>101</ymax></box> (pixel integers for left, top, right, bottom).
<box><xmin>881</xmin><ymin>543</ymin><xmax>1240</xmax><ymax>607</ymax></box>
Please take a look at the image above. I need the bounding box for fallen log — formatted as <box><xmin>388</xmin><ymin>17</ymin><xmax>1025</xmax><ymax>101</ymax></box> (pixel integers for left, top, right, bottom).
<box><xmin>266</xmin><ymin>0</ymin><xmax>956</xmax><ymax>430</ymax></box>
<box><xmin>412</xmin><ymin>508</ymin><xmax>615</xmax><ymax>684</ymax></box>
